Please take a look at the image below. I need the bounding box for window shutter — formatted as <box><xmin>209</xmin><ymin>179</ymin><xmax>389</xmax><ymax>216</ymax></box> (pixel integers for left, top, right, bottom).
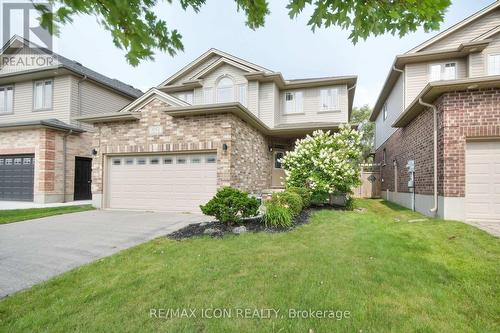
<box><xmin>320</xmin><ymin>89</ymin><xmax>328</xmax><ymax>110</ymax></box>
<box><xmin>203</xmin><ymin>88</ymin><xmax>213</xmax><ymax>104</ymax></box>
<box><xmin>331</xmin><ymin>88</ymin><xmax>339</xmax><ymax>109</ymax></box>
<box><xmin>44</xmin><ymin>80</ymin><xmax>52</xmax><ymax>109</ymax></box>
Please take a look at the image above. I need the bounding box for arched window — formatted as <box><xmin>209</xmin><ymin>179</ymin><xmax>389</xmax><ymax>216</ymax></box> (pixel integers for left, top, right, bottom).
<box><xmin>217</xmin><ymin>77</ymin><xmax>234</xmax><ymax>102</ymax></box>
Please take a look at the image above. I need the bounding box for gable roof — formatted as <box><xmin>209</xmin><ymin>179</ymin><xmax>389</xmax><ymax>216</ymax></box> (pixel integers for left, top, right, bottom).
<box><xmin>370</xmin><ymin>1</ymin><xmax>500</xmax><ymax>121</ymax></box>
<box><xmin>1</xmin><ymin>35</ymin><xmax>142</xmax><ymax>98</ymax></box>
<box><xmin>158</xmin><ymin>48</ymin><xmax>273</xmax><ymax>87</ymax></box>
<box><xmin>189</xmin><ymin>57</ymin><xmax>256</xmax><ymax>80</ymax></box>
<box><xmin>117</xmin><ymin>88</ymin><xmax>189</xmax><ymax>113</ymax></box>
<box><xmin>407</xmin><ymin>1</ymin><xmax>500</xmax><ymax>54</ymax></box>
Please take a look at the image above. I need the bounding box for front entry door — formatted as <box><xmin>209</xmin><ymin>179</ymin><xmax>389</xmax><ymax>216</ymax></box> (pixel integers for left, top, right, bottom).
<box><xmin>271</xmin><ymin>150</ymin><xmax>286</xmax><ymax>188</ymax></box>
<box><xmin>74</xmin><ymin>157</ymin><xmax>92</xmax><ymax>200</ymax></box>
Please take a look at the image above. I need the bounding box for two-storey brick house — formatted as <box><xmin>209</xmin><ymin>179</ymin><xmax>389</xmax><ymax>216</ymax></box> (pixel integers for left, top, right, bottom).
<box><xmin>0</xmin><ymin>36</ymin><xmax>142</xmax><ymax>203</ymax></box>
<box><xmin>79</xmin><ymin>49</ymin><xmax>357</xmax><ymax>212</ymax></box>
<box><xmin>371</xmin><ymin>1</ymin><xmax>500</xmax><ymax>223</ymax></box>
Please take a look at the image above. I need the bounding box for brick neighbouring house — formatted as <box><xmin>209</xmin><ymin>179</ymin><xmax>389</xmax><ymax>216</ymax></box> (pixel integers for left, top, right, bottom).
<box><xmin>371</xmin><ymin>2</ymin><xmax>500</xmax><ymax>222</ymax></box>
<box><xmin>78</xmin><ymin>49</ymin><xmax>357</xmax><ymax>213</ymax></box>
<box><xmin>0</xmin><ymin>36</ymin><xmax>142</xmax><ymax>203</ymax></box>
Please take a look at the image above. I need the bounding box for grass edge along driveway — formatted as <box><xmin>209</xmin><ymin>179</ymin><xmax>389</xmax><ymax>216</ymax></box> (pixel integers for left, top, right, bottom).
<box><xmin>0</xmin><ymin>199</ymin><xmax>498</xmax><ymax>332</ymax></box>
<box><xmin>0</xmin><ymin>205</ymin><xmax>94</xmax><ymax>225</ymax></box>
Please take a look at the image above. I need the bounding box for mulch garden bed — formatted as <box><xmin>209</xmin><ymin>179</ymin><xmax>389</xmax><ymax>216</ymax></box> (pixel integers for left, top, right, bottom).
<box><xmin>168</xmin><ymin>205</ymin><xmax>342</xmax><ymax>240</ymax></box>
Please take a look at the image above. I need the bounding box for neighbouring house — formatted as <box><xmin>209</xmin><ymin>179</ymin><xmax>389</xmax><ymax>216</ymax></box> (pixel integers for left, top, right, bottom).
<box><xmin>78</xmin><ymin>49</ymin><xmax>357</xmax><ymax>212</ymax></box>
<box><xmin>370</xmin><ymin>1</ymin><xmax>500</xmax><ymax>222</ymax></box>
<box><xmin>0</xmin><ymin>36</ymin><xmax>142</xmax><ymax>203</ymax></box>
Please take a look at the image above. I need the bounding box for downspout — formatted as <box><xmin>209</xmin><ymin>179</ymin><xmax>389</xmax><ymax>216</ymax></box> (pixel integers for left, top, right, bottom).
<box><xmin>62</xmin><ymin>129</ymin><xmax>74</xmax><ymax>202</ymax></box>
<box><xmin>418</xmin><ymin>98</ymin><xmax>438</xmax><ymax>215</ymax></box>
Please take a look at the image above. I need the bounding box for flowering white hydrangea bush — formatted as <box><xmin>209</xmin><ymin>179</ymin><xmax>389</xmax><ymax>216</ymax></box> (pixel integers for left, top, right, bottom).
<box><xmin>281</xmin><ymin>125</ymin><xmax>363</xmax><ymax>197</ymax></box>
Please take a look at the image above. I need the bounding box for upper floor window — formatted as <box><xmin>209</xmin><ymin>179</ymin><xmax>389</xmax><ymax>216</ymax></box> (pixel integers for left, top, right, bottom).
<box><xmin>217</xmin><ymin>77</ymin><xmax>234</xmax><ymax>103</ymax></box>
<box><xmin>33</xmin><ymin>79</ymin><xmax>52</xmax><ymax>110</ymax></box>
<box><xmin>488</xmin><ymin>54</ymin><xmax>500</xmax><ymax>76</ymax></box>
<box><xmin>0</xmin><ymin>85</ymin><xmax>14</xmax><ymax>114</ymax></box>
<box><xmin>284</xmin><ymin>91</ymin><xmax>303</xmax><ymax>114</ymax></box>
<box><xmin>177</xmin><ymin>92</ymin><xmax>193</xmax><ymax>104</ymax></box>
<box><xmin>382</xmin><ymin>103</ymin><xmax>388</xmax><ymax>121</ymax></box>
<box><xmin>238</xmin><ymin>84</ymin><xmax>247</xmax><ymax>107</ymax></box>
<box><xmin>320</xmin><ymin>88</ymin><xmax>339</xmax><ymax>111</ymax></box>
<box><xmin>430</xmin><ymin>62</ymin><xmax>456</xmax><ymax>81</ymax></box>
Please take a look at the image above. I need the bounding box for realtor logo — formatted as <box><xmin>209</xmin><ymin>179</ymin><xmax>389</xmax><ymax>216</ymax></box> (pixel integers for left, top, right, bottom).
<box><xmin>1</xmin><ymin>1</ymin><xmax>52</xmax><ymax>49</ymax></box>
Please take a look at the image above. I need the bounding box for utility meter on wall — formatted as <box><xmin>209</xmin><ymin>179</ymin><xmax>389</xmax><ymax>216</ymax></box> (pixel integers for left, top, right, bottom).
<box><xmin>406</xmin><ymin>160</ymin><xmax>415</xmax><ymax>189</ymax></box>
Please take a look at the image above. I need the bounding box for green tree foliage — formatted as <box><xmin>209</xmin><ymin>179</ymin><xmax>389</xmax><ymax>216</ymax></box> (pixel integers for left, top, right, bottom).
<box><xmin>35</xmin><ymin>0</ymin><xmax>451</xmax><ymax>65</ymax></box>
<box><xmin>351</xmin><ymin>105</ymin><xmax>375</xmax><ymax>161</ymax></box>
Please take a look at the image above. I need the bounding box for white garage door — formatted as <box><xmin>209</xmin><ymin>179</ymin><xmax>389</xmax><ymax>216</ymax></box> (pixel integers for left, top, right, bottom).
<box><xmin>465</xmin><ymin>141</ymin><xmax>500</xmax><ymax>222</ymax></box>
<box><xmin>108</xmin><ymin>154</ymin><xmax>217</xmax><ymax>213</ymax></box>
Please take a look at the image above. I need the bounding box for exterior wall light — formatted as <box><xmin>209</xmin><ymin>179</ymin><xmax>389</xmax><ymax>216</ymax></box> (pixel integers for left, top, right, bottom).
<box><xmin>222</xmin><ymin>143</ymin><xmax>228</xmax><ymax>151</ymax></box>
<box><xmin>91</xmin><ymin>148</ymin><xmax>98</xmax><ymax>156</ymax></box>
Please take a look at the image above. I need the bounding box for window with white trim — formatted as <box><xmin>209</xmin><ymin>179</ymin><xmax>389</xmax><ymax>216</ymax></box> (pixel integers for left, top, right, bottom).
<box><xmin>34</xmin><ymin>79</ymin><xmax>52</xmax><ymax>110</ymax></box>
<box><xmin>238</xmin><ymin>84</ymin><xmax>247</xmax><ymax>107</ymax></box>
<box><xmin>320</xmin><ymin>88</ymin><xmax>339</xmax><ymax>111</ymax></box>
<box><xmin>0</xmin><ymin>85</ymin><xmax>13</xmax><ymax>114</ymax></box>
<box><xmin>382</xmin><ymin>103</ymin><xmax>388</xmax><ymax>121</ymax></box>
<box><xmin>284</xmin><ymin>91</ymin><xmax>303</xmax><ymax>114</ymax></box>
<box><xmin>488</xmin><ymin>54</ymin><xmax>500</xmax><ymax>75</ymax></box>
<box><xmin>429</xmin><ymin>62</ymin><xmax>456</xmax><ymax>81</ymax></box>
<box><xmin>217</xmin><ymin>77</ymin><xmax>234</xmax><ymax>103</ymax></box>
<box><xmin>203</xmin><ymin>87</ymin><xmax>213</xmax><ymax>104</ymax></box>
<box><xmin>177</xmin><ymin>92</ymin><xmax>193</xmax><ymax>104</ymax></box>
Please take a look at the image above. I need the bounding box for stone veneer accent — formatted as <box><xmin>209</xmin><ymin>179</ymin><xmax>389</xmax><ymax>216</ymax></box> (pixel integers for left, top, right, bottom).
<box><xmin>0</xmin><ymin>128</ymin><xmax>92</xmax><ymax>203</ymax></box>
<box><xmin>90</xmin><ymin>98</ymin><xmax>272</xmax><ymax>201</ymax></box>
<box><xmin>375</xmin><ymin>87</ymin><xmax>500</xmax><ymax>198</ymax></box>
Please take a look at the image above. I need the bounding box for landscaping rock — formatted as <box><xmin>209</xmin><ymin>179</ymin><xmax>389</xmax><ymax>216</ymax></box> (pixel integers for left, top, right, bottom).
<box><xmin>232</xmin><ymin>226</ymin><xmax>247</xmax><ymax>234</ymax></box>
<box><xmin>355</xmin><ymin>208</ymin><xmax>367</xmax><ymax>213</ymax></box>
<box><xmin>203</xmin><ymin>228</ymin><xmax>219</xmax><ymax>235</ymax></box>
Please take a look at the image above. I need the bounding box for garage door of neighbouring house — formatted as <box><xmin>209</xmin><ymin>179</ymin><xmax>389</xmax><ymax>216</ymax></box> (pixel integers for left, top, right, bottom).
<box><xmin>465</xmin><ymin>141</ymin><xmax>500</xmax><ymax>222</ymax></box>
<box><xmin>0</xmin><ymin>154</ymin><xmax>35</xmax><ymax>201</ymax></box>
<box><xmin>107</xmin><ymin>153</ymin><xmax>218</xmax><ymax>212</ymax></box>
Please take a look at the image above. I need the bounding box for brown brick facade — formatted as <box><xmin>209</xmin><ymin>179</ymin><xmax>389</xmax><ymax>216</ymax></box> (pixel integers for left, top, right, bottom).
<box><xmin>91</xmin><ymin>99</ymin><xmax>273</xmax><ymax>198</ymax></box>
<box><xmin>375</xmin><ymin>87</ymin><xmax>500</xmax><ymax>198</ymax></box>
<box><xmin>0</xmin><ymin>128</ymin><xmax>92</xmax><ymax>202</ymax></box>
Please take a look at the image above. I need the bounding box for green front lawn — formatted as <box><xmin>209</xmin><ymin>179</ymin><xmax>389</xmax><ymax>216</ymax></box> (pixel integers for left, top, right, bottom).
<box><xmin>0</xmin><ymin>205</ymin><xmax>94</xmax><ymax>225</ymax></box>
<box><xmin>0</xmin><ymin>200</ymin><xmax>498</xmax><ymax>332</ymax></box>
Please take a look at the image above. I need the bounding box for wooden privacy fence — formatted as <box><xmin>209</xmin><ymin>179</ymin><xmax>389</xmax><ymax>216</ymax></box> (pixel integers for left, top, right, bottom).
<box><xmin>353</xmin><ymin>164</ymin><xmax>381</xmax><ymax>198</ymax></box>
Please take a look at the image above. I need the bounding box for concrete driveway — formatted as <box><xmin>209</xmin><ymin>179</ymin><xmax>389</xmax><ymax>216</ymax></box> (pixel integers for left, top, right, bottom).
<box><xmin>0</xmin><ymin>210</ymin><xmax>207</xmax><ymax>298</ymax></box>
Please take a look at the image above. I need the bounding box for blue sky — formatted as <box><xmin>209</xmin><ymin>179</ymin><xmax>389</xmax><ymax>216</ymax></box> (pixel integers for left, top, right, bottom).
<box><xmin>51</xmin><ymin>0</ymin><xmax>494</xmax><ymax>108</ymax></box>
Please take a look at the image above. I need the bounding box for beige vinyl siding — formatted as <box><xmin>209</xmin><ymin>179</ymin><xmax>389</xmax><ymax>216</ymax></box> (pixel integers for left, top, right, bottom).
<box><xmin>202</xmin><ymin>63</ymin><xmax>248</xmax><ymax>87</ymax></box>
<box><xmin>167</xmin><ymin>55</ymin><xmax>221</xmax><ymax>85</ymax></box>
<box><xmin>375</xmin><ymin>75</ymin><xmax>404</xmax><ymax>149</ymax></box>
<box><xmin>258</xmin><ymin>82</ymin><xmax>276</xmax><ymax>127</ymax></box>
<box><xmin>79</xmin><ymin>80</ymin><xmax>132</xmax><ymax>116</ymax></box>
<box><xmin>0</xmin><ymin>75</ymin><xmax>71</xmax><ymax>124</ymax></box>
<box><xmin>247</xmin><ymin>80</ymin><xmax>259</xmax><ymax>116</ymax></box>
<box><xmin>278</xmin><ymin>85</ymin><xmax>348</xmax><ymax>125</ymax></box>
<box><xmin>404</xmin><ymin>59</ymin><xmax>467</xmax><ymax>106</ymax></box>
<box><xmin>422</xmin><ymin>9</ymin><xmax>500</xmax><ymax>52</ymax></box>
<box><xmin>470</xmin><ymin>33</ymin><xmax>500</xmax><ymax>77</ymax></box>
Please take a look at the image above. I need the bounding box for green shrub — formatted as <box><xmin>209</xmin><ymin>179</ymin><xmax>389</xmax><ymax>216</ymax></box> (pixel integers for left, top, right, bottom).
<box><xmin>263</xmin><ymin>202</ymin><xmax>293</xmax><ymax>228</ymax></box>
<box><xmin>270</xmin><ymin>191</ymin><xmax>303</xmax><ymax>217</ymax></box>
<box><xmin>287</xmin><ymin>186</ymin><xmax>312</xmax><ymax>208</ymax></box>
<box><xmin>200</xmin><ymin>187</ymin><xmax>260</xmax><ymax>224</ymax></box>
<box><xmin>310</xmin><ymin>191</ymin><xmax>329</xmax><ymax>205</ymax></box>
